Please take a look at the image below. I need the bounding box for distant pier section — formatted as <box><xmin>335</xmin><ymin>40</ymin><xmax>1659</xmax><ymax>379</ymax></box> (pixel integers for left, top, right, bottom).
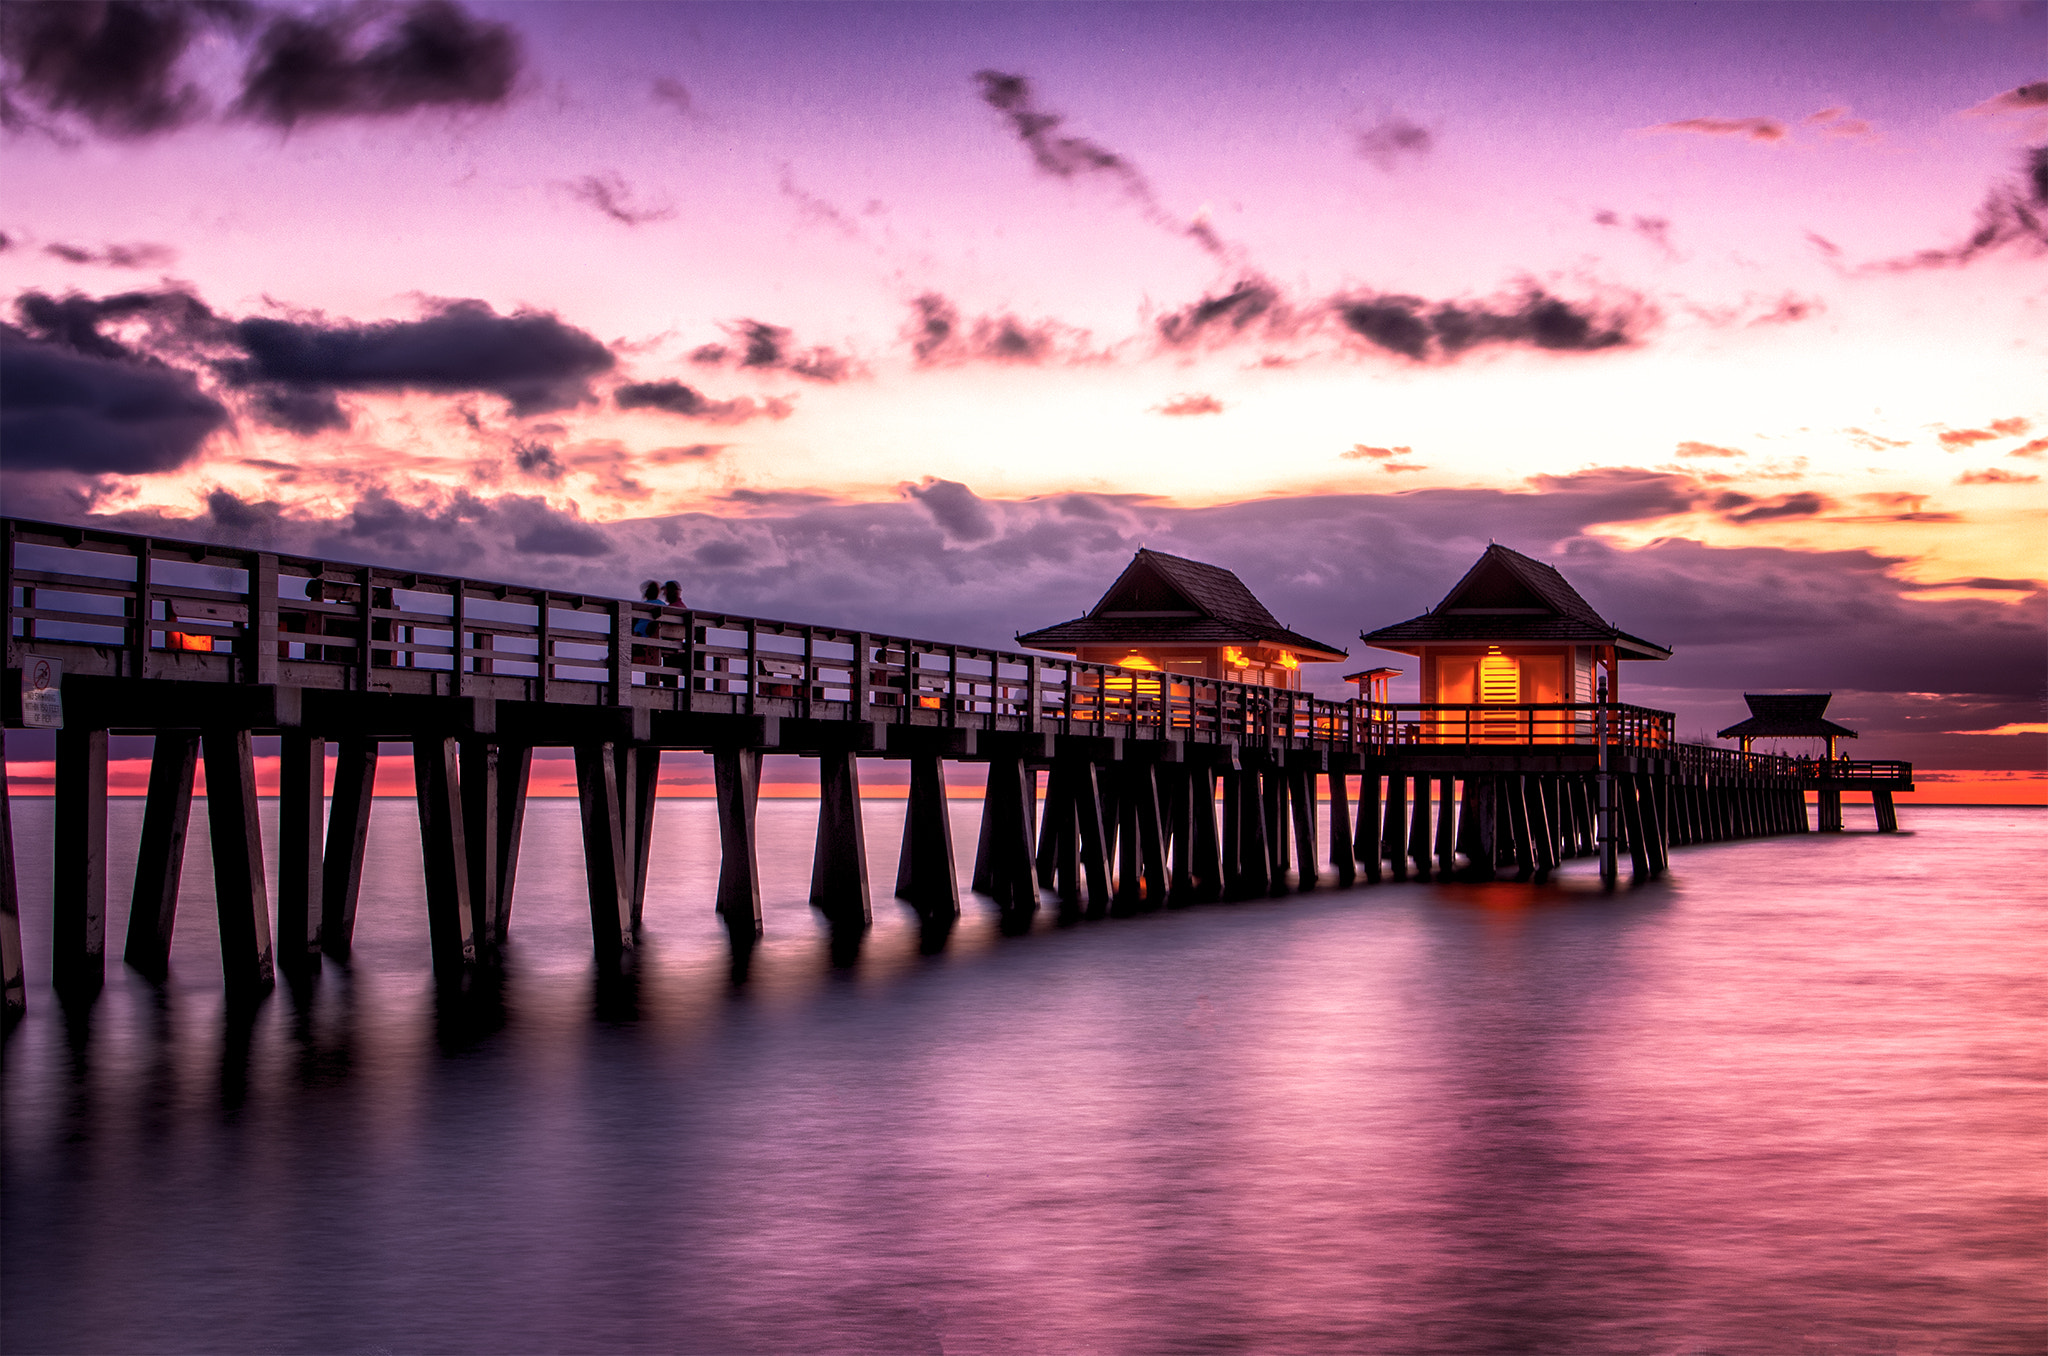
<box><xmin>1</xmin><ymin>518</ymin><xmax>1911</xmax><ymax>1022</ymax></box>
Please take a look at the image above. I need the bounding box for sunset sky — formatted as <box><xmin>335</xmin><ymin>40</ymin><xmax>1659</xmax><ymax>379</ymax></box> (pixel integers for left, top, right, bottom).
<box><xmin>2</xmin><ymin>0</ymin><xmax>2043</xmax><ymax>786</ymax></box>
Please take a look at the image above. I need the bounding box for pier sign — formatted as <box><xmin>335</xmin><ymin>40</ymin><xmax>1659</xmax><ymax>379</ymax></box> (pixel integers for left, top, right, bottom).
<box><xmin>21</xmin><ymin>656</ymin><xmax>62</xmax><ymax>729</ymax></box>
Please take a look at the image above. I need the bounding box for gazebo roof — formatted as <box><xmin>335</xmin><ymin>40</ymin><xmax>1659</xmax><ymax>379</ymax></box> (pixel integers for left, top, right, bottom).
<box><xmin>1017</xmin><ymin>548</ymin><xmax>1348</xmax><ymax>661</ymax></box>
<box><xmin>1716</xmin><ymin>693</ymin><xmax>1858</xmax><ymax>741</ymax></box>
<box><xmin>1360</xmin><ymin>543</ymin><xmax>1671</xmax><ymax>659</ymax></box>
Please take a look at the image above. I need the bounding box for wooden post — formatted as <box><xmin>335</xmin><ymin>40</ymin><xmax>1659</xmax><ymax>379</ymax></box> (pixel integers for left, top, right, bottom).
<box><xmin>124</xmin><ymin>731</ymin><xmax>198</xmax><ymax>978</ymax></box>
<box><xmin>247</xmin><ymin>553</ymin><xmax>279</xmax><ymax>685</ymax></box>
<box><xmin>1469</xmin><ymin>775</ymin><xmax>1499</xmax><ymax>881</ymax></box>
<box><xmin>1237</xmin><ymin>766</ymin><xmax>1271</xmax><ymax>896</ymax></box>
<box><xmin>1072</xmin><ymin>760</ymin><xmax>1113</xmax><ymax>914</ymax></box>
<box><xmin>320</xmin><ymin>738</ymin><xmax>378</xmax><ymax>961</ymax></box>
<box><xmin>1189</xmin><ymin>765</ymin><xmax>1221</xmax><ymax>901</ymax></box>
<box><xmin>1503</xmin><ymin>775</ymin><xmax>1535</xmax><ymax>880</ymax></box>
<box><xmin>895</xmin><ymin>753</ymin><xmax>959</xmax><ymax>923</ymax></box>
<box><xmin>1220</xmin><ymin>768</ymin><xmax>1244</xmax><ymax>893</ymax></box>
<box><xmin>413</xmin><ymin>735</ymin><xmax>477</xmax><ymax>977</ymax></box>
<box><xmin>53</xmin><ymin>725</ymin><xmax>108</xmax><ymax>994</ymax></box>
<box><xmin>611</xmin><ymin>746</ymin><xmax>659</xmax><ymax>931</ymax></box>
<box><xmin>1408</xmin><ymin>774</ymin><xmax>1432</xmax><ymax>880</ymax></box>
<box><xmin>1644</xmin><ymin>775</ymin><xmax>1669</xmax><ymax>875</ymax></box>
<box><xmin>1041</xmin><ymin>762</ymin><xmax>1081</xmax><ymax>906</ymax></box>
<box><xmin>713</xmin><ymin>746</ymin><xmax>764</xmax><ymax>941</ymax></box>
<box><xmin>1435</xmin><ymin>776</ymin><xmax>1458</xmax><ymax>877</ymax></box>
<box><xmin>1527</xmin><ymin>776</ymin><xmax>1557</xmax><ymax>880</ymax></box>
<box><xmin>204</xmin><ymin>728</ymin><xmax>276</xmax><ymax>999</ymax></box>
<box><xmin>460</xmin><ymin>740</ymin><xmax>501</xmax><ymax>950</ymax></box>
<box><xmin>492</xmin><ymin>746</ymin><xmax>531</xmax><ymax>942</ymax></box>
<box><xmin>1263</xmin><ymin>762</ymin><xmax>1290</xmax><ymax>880</ymax></box>
<box><xmin>1163</xmin><ymin>765</ymin><xmax>1196</xmax><ymax>904</ymax></box>
<box><xmin>1619</xmin><ymin>774</ymin><xmax>1651</xmax><ymax>881</ymax></box>
<box><xmin>1</xmin><ymin>728</ymin><xmax>25</xmax><ymax>1022</ymax></box>
<box><xmin>810</xmin><ymin>749</ymin><xmax>871</xmax><ymax>930</ymax></box>
<box><xmin>1873</xmin><ymin>789</ymin><xmax>1899</xmax><ymax>832</ymax></box>
<box><xmin>1381</xmin><ymin>772</ymin><xmax>1408</xmax><ymax>881</ymax></box>
<box><xmin>1817</xmin><ymin>787</ymin><xmax>1843</xmax><ymax>833</ymax></box>
<box><xmin>1326</xmin><ymin>768</ymin><xmax>1355</xmax><ymax>887</ymax></box>
<box><xmin>1290</xmin><ymin>765</ymin><xmax>1320</xmax><ymax>887</ymax></box>
<box><xmin>1134</xmin><ymin>762</ymin><xmax>1168</xmax><ymax>909</ymax></box>
<box><xmin>275</xmin><ymin>731</ymin><xmax>326</xmax><ymax>973</ymax></box>
<box><xmin>1355</xmin><ymin>771</ymin><xmax>1382</xmax><ymax>883</ymax></box>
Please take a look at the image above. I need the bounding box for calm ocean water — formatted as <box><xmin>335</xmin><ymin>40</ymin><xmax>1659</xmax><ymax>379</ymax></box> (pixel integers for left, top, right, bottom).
<box><xmin>3</xmin><ymin>797</ymin><xmax>2042</xmax><ymax>1355</ymax></box>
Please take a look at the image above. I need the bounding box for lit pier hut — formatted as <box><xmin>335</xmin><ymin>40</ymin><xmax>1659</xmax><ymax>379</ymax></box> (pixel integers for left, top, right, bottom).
<box><xmin>1357</xmin><ymin>544</ymin><xmax>1675</xmax><ymax>884</ymax></box>
<box><xmin>1016</xmin><ymin>549</ymin><xmax>1349</xmax><ymax>908</ymax></box>
<box><xmin>1717</xmin><ymin>694</ymin><xmax>1888</xmax><ymax>831</ymax></box>
<box><xmin>1016</xmin><ymin>548</ymin><xmax>1348</xmax><ymax>687</ymax></box>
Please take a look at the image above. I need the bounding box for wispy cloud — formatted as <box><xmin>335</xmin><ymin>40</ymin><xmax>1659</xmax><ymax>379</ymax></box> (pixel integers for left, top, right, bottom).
<box><xmin>564</xmin><ymin>172</ymin><xmax>675</xmax><ymax>227</ymax></box>
<box><xmin>1644</xmin><ymin>116</ymin><xmax>1787</xmax><ymax>144</ymax></box>
<box><xmin>1153</xmin><ymin>394</ymin><xmax>1223</xmax><ymax>417</ymax></box>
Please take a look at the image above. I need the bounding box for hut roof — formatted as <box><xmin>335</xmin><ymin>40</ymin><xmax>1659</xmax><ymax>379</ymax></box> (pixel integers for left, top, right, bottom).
<box><xmin>1716</xmin><ymin>693</ymin><xmax>1857</xmax><ymax>740</ymax></box>
<box><xmin>1359</xmin><ymin>543</ymin><xmax>1671</xmax><ymax>659</ymax></box>
<box><xmin>1016</xmin><ymin>548</ymin><xmax>1348</xmax><ymax>660</ymax></box>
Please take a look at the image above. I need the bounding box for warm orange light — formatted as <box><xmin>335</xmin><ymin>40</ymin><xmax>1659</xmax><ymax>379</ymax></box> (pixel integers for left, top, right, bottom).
<box><xmin>1120</xmin><ymin>652</ymin><xmax>1161</xmax><ymax>671</ymax></box>
<box><xmin>1276</xmin><ymin>651</ymin><xmax>1299</xmax><ymax>670</ymax></box>
<box><xmin>1223</xmin><ymin>646</ymin><xmax>1251</xmax><ymax>668</ymax></box>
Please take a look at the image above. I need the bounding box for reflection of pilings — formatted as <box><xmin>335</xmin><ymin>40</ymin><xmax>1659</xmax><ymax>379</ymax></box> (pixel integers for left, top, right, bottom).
<box><xmin>320</xmin><ymin>737</ymin><xmax>379</xmax><ymax>962</ymax></box>
<box><xmin>125</xmin><ymin>731</ymin><xmax>197</xmax><ymax>979</ymax></box>
<box><xmin>205</xmin><ymin>728</ymin><xmax>276</xmax><ymax>1000</ymax></box>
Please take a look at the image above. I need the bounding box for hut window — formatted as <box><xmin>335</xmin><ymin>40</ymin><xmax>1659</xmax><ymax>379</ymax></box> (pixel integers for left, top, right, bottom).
<box><xmin>1479</xmin><ymin>652</ymin><xmax>1520</xmax><ymax>703</ymax></box>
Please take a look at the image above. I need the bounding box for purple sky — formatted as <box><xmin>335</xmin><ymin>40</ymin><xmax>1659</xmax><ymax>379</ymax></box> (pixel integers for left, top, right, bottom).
<box><xmin>2</xmin><ymin>1</ymin><xmax>2043</xmax><ymax>769</ymax></box>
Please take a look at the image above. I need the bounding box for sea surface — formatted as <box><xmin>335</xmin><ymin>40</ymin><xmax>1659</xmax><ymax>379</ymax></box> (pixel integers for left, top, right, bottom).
<box><xmin>3</xmin><ymin>798</ymin><xmax>2042</xmax><ymax>1356</ymax></box>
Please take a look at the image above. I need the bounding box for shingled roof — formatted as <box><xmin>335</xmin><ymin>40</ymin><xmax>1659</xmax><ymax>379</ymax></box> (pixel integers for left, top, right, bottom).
<box><xmin>1716</xmin><ymin>694</ymin><xmax>1857</xmax><ymax>741</ymax></box>
<box><xmin>1017</xmin><ymin>548</ymin><xmax>1348</xmax><ymax>660</ymax></box>
<box><xmin>1360</xmin><ymin>543</ymin><xmax>1671</xmax><ymax>659</ymax></box>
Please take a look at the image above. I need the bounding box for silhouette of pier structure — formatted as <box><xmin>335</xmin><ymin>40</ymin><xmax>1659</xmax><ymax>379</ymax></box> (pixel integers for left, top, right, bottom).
<box><xmin>0</xmin><ymin>517</ymin><xmax>1913</xmax><ymax>1019</ymax></box>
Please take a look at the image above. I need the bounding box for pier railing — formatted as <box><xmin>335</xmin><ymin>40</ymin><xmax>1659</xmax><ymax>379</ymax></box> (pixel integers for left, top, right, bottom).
<box><xmin>3</xmin><ymin>516</ymin><xmax>1755</xmax><ymax>767</ymax></box>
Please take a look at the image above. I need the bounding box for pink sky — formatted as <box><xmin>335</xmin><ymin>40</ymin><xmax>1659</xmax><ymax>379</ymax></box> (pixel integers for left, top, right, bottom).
<box><xmin>2</xmin><ymin>1</ymin><xmax>2043</xmax><ymax>775</ymax></box>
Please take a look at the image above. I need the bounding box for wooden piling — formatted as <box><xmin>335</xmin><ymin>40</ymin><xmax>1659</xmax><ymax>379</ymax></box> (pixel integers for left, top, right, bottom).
<box><xmin>1</xmin><ymin>729</ymin><xmax>25</xmax><ymax>1022</ymax></box>
<box><xmin>1818</xmin><ymin>787</ymin><xmax>1843</xmax><ymax>833</ymax></box>
<box><xmin>1355</xmin><ymin>771</ymin><xmax>1382</xmax><ymax>884</ymax></box>
<box><xmin>574</xmin><ymin>742</ymin><xmax>636</xmax><ymax>961</ymax></box>
<box><xmin>1189</xmin><ymin>765</ymin><xmax>1222</xmax><ymax>901</ymax></box>
<box><xmin>810</xmin><ymin>749</ymin><xmax>871</xmax><ymax>929</ymax></box>
<box><xmin>1503</xmin><ymin>775</ymin><xmax>1535</xmax><ymax>881</ymax></box>
<box><xmin>1072</xmin><ymin>760</ymin><xmax>1113</xmax><ymax>913</ymax></box>
<box><xmin>1326</xmin><ymin>768</ymin><xmax>1355</xmax><ymax>887</ymax></box>
<box><xmin>1290</xmin><ymin>766</ymin><xmax>1320</xmax><ymax>888</ymax></box>
<box><xmin>1382</xmin><ymin>773</ymin><xmax>1408</xmax><ymax>881</ymax></box>
<box><xmin>1619</xmin><ymin>773</ymin><xmax>1651</xmax><ymax>881</ymax></box>
<box><xmin>714</xmin><ymin>746</ymin><xmax>766</xmax><ymax>941</ymax></box>
<box><xmin>1402</xmin><ymin>775</ymin><xmax>1428</xmax><ymax>879</ymax></box>
<box><xmin>320</xmin><ymin>737</ymin><xmax>379</xmax><ymax>961</ymax></box>
<box><xmin>414</xmin><ymin>735</ymin><xmax>477</xmax><ymax>976</ymax></box>
<box><xmin>980</xmin><ymin>753</ymin><xmax>1040</xmax><ymax>916</ymax></box>
<box><xmin>1527</xmin><ymin>776</ymin><xmax>1557</xmax><ymax>879</ymax></box>
<box><xmin>203</xmin><ymin>728</ymin><xmax>276</xmax><ymax>999</ymax></box>
<box><xmin>1263</xmin><ymin>763</ymin><xmax>1290</xmax><ymax>881</ymax></box>
<box><xmin>124</xmin><ymin>731</ymin><xmax>198</xmax><ymax>979</ymax></box>
<box><xmin>1236</xmin><ymin>767</ymin><xmax>1271</xmax><ymax>896</ymax></box>
<box><xmin>459</xmin><ymin>740</ymin><xmax>500</xmax><ymax>947</ymax></box>
<box><xmin>1135</xmin><ymin>762</ymin><xmax>1169</xmax><ymax>909</ymax></box>
<box><xmin>1435</xmin><ymin>776</ymin><xmax>1458</xmax><ymax>877</ymax></box>
<box><xmin>275</xmin><ymin>731</ymin><xmax>326</xmax><ymax>973</ymax></box>
<box><xmin>1163</xmin><ymin>766</ymin><xmax>1197</xmax><ymax>904</ymax></box>
<box><xmin>895</xmin><ymin>752</ymin><xmax>959</xmax><ymax>923</ymax></box>
<box><xmin>53</xmin><ymin>725</ymin><xmax>108</xmax><ymax>994</ymax></box>
<box><xmin>1873</xmin><ymin>789</ymin><xmax>1898</xmax><ymax>832</ymax></box>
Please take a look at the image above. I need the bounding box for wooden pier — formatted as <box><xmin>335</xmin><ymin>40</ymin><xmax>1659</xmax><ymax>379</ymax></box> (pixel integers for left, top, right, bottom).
<box><xmin>0</xmin><ymin>517</ymin><xmax>1913</xmax><ymax>1021</ymax></box>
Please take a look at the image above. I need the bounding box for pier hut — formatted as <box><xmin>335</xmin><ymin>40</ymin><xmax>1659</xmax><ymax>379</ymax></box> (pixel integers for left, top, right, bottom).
<box><xmin>1717</xmin><ymin>694</ymin><xmax>1877</xmax><ymax>831</ymax></box>
<box><xmin>1015</xmin><ymin>548</ymin><xmax>1347</xmax><ymax>688</ymax></box>
<box><xmin>1359</xmin><ymin>544</ymin><xmax>1669</xmax><ymax>727</ymax></box>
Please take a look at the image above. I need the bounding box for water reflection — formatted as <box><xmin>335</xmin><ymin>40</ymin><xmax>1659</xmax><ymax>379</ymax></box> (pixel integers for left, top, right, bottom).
<box><xmin>2</xmin><ymin>802</ymin><xmax>2043</xmax><ymax>1354</ymax></box>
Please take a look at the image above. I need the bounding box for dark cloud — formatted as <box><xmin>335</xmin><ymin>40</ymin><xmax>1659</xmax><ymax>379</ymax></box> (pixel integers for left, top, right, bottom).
<box><xmin>614</xmin><ymin>379</ymin><xmax>793</xmax><ymax>424</ymax></box>
<box><xmin>973</xmin><ymin>69</ymin><xmax>1226</xmax><ymax>258</ymax></box>
<box><xmin>1154</xmin><ymin>394</ymin><xmax>1223</xmax><ymax>417</ymax></box>
<box><xmin>1353</xmin><ymin>114</ymin><xmax>1432</xmax><ymax>171</ymax></box>
<box><xmin>13</xmin><ymin>284</ymin><xmax>222</xmax><ymax>359</ymax></box>
<box><xmin>904</xmin><ymin>292</ymin><xmax>1073</xmax><ymax>366</ymax></box>
<box><xmin>565</xmin><ymin>171</ymin><xmax>674</xmax><ymax>227</ymax></box>
<box><xmin>1964</xmin><ymin>81</ymin><xmax>2048</xmax><ymax>118</ymax></box>
<box><xmin>1862</xmin><ymin>144</ymin><xmax>2047</xmax><ymax>271</ymax></box>
<box><xmin>1156</xmin><ymin>276</ymin><xmax>1283</xmax><ymax>347</ymax></box>
<box><xmin>690</xmin><ymin>319</ymin><xmax>853</xmax><ymax>382</ymax></box>
<box><xmin>43</xmin><ymin>239</ymin><xmax>177</xmax><ymax>268</ymax></box>
<box><xmin>1335</xmin><ymin>286</ymin><xmax>1636</xmax><ymax>361</ymax></box>
<box><xmin>0</xmin><ymin>323</ymin><xmax>228</xmax><ymax>474</ymax></box>
<box><xmin>1645</xmin><ymin>116</ymin><xmax>1787</xmax><ymax>143</ymax></box>
<box><xmin>222</xmin><ymin>299</ymin><xmax>614</xmax><ymax>415</ymax></box>
<box><xmin>904</xmin><ymin>476</ymin><xmax>996</xmax><ymax>542</ymax></box>
<box><xmin>1714</xmin><ymin>490</ymin><xmax>1829</xmax><ymax>522</ymax></box>
<box><xmin>204</xmin><ymin>487</ymin><xmax>284</xmax><ymax>534</ymax></box>
<box><xmin>235</xmin><ymin>0</ymin><xmax>518</xmax><ymax>128</ymax></box>
<box><xmin>251</xmin><ymin>384</ymin><xmax>346</xmax><ymax>435</ymax></box>
<box><xmin>512</xmin><ymin>438</ymin><xmax>563</xmax><ymax>481</ymax></box>
<box><xmin>0</xmin><ymin>0</ymin><xmax>246</xmax><ymax>138</ymax></box>
<box><xmin>645</xmin><ymin>442</ymin><xmax>724</xmax><ymax>464</ymax></box>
